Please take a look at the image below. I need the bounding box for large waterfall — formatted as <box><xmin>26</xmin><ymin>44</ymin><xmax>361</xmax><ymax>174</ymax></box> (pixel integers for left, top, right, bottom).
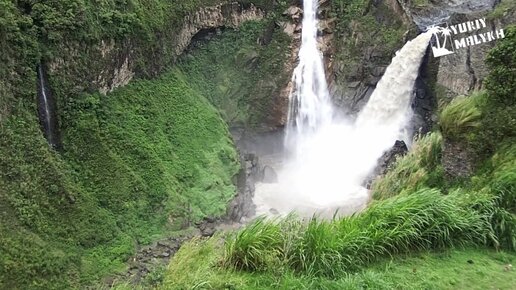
<box><xmin>253</xmin><ymin>0</ymin><xmax>432</xmax><ymax>217</ymax></box>
<box><xmin>284</xmin><ymin>0</ymin><xmax>332</xmax><ymax>150</ymax></box>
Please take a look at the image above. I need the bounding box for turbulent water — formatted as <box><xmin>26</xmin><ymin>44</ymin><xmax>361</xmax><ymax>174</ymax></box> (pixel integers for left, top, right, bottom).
<box><xmin>253</xmin><ymin>0</ymin><xmax>433</xmax><ymax>218</ymax></box>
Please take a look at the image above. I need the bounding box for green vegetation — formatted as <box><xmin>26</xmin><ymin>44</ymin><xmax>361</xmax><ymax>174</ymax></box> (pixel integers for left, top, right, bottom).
<box><xmin>177</xmin><ymin>20</ymin><xmax>291</xmax><ymax>127</ymax></box>
<box><xmin>439</xmin><ymin>93</ymin><xmax>484</xmax><ymax>140</ymax></box>
<box><xmin>411</xmin><ymin>0</ymin><xmax>431</xmax><ymax>8</ymax></box>
<box><xmin>488</xmin><ymin>0</ymin><xmax>516</xmax><ymax>20</ymax></box>
<box><xmin>159</xmin><ymin>22</ymin><xmax>516</xmax><ymax>289</ymax></box>
<box><xmin>372</xmin><ymin>132</ymin><xmax>443</xmax><ymax>199</ymax></box>
<box><xmin>0</xmin><ymin>0</ymin><xmax>280</xmax><ymax>116</ymax></box>
<box><xmin>331</xmin><ymin>0</ymin><xmax>411</xmax><ymax>82</ymax></box>
<box><xmin>0</xmin><ymin>70</ymin><xmax>239</xmax><ymax>288</ymax></box>
<box><xmin>0</xmin><ymin>67</ymin><xmax>239</xmax><ymax>288</ymax></box>
<box><xmin>159</xmin><ymin>134</ymin><xmax>516</xmax><ymax>290</ymax></box>
<box><xmin>1</xmin><ymin>0</ymin><xmax>293</xmax><ymax>287</ymax></box>
<box><xmin>163</xmin><ymin>240</ymin><xmax>516</xmax><ymax>289</ymax></box>
<box><xmin>224</xmin><ymin>188</ymin><xmax>499</xmax><ymax>275</ymax></box>
<box><xmin>0</xmin><ymin>0</ymin><xmax>514</xmax><ymax>289</ymax></box>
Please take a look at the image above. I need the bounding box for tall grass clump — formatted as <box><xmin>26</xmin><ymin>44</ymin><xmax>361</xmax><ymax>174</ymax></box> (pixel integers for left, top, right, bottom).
<box><xmin>439</xmin><ymin>93</ymin><xmax>486</xmax><ymax>140</ymax></box>
<box><xmin>224</xmin><ymin>188</ymin><xmax>497</xmax><ymax>277</ymax></box>
<box><xmin>289</xmin><ymin>189</ymin><xmax>493</xmax><ymax>276</ymax></box>
<box><xmin>224</xmin><ymin>217</ymin><xmax>285</xmax><ymax>271</ymax></box>
<box><xmin>372</xmin><ymin>132</ymin><xmax>443</xmax><ymax>199</ymax></box>
<box><xmin>475</xmin><ymin>144</ymin><xmax>516</xmax><ymax>250</ymax></box>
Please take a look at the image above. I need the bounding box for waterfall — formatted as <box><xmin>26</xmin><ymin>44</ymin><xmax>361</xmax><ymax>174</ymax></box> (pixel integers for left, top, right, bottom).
<box><xmin>285</xmin><ymin>0</ymin><xmax>332</xmax><ymax>152</ymax></box>
<box><xmin>252</xmin><ymin>0</ymin><xmax>432</xmax><ymax>218</ymax></box>
<box><xmin>37</xmin><ymin>64</ymin><xmax>59</xmax><ymax>149</ymax></box>
<box><xmin>356</xmin><ymin>32</ymin><xmax>433</xmax><ymax>138</ymax></box>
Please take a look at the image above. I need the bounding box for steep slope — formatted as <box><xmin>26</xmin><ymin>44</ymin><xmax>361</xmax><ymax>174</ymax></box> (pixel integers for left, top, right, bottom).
<box><xmin>0</xmin><ymin>1</ymin><xmax>291</xmax><ymax>288</ymax></box>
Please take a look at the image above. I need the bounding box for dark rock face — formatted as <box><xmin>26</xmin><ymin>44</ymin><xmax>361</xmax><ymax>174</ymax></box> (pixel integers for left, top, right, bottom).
<box><xmin>365</xmin><ymin>140</ymin><xmax>408</xmax><ymax>188</ymax></box>
<box><xmin>113</xmin><ymin>235</ymin><xmax>193</xmax><ymax>286</ymax></box>
<box><xmin>231</xmin><ymin>127</ymin><xmax>285</xmax><ymax>156</ymax></box>
<box><xmin>412</xmin><ymin>48</ymin><xmax>439</xmax><ymax>134</ymax></box>
<box><xmin>396</xmin><ymin>0</ymin><xmax>497</xmax><ymax>29</ymax></box>
<box><xmin>435</xmin><ymin>10</ymin><xmax>515</xmax><ymax>101</ymax></box>
<box><xmin>378</xmin><ymin>140</ymin><xmax>409</xmax><ymax>175</ymax></box>
<box><xmin>329</xmin><ymin>0</ymin><xmax>415</xmax><ymax>116</ymax></box>
<box><xmin>442</xmin><ymin>138</ymin><xmax>475</xmax><ymax>179</ymax></box>
<box><xmin>48</xmin><ymin>2</ymin><xmax>265</xmax><ymax>96</ymax></box>
<box><xmin>226</xmin><ymin>153</ymin><xmax>259</xmax><ymax>222</ymax></box>
<box><xmin>196</xmin><ymin>216</ymin><xmax>219</xmax><ymax>237</ymax></box>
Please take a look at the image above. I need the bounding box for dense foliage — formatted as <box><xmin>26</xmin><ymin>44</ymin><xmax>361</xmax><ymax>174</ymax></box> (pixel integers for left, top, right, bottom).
<box><xmin>177</xmin><ymin>20</ymin><xmax>290</xmax><ymax>127</ymax></box>
<box><xmin>0</xmin><ymin>67</ymin><xmax>239</xmax><ymax>288</ymax></box>
<box><xmin>0</xmin><ymin>0</ymin><xmax>293</xmax><ymax>287</ymax></box>
<box><xmin>163</xmin><ymin>240</ymin><xmax>515</xmax><ymax>289</ymax></box>
<box><xmin>372</xmin><ymin>132</ymin><xmax>443</xmax><ymax>199</ymax></box>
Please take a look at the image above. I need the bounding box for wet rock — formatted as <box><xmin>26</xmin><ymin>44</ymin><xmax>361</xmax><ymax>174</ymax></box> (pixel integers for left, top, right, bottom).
<box><xmin>226</xmin><ymin>153</ymin><xmax>260</xmax><ymax>222</ymax></box>
<box><xmin>283</xmin><ymin>6</ymin><xmax>303</xmax><ymax>21</ymax></box>
<box><xmin>442</xmin><ymin>138</ymin><xmax>475</xmax><ymax>179</ymax></box>
<box><xmin>379</xmin><ymin>140</ymin><xmax>409</xmax><ymax>174</ymax></box>
<box><xmin>197</xmin><ymin>218</ymin><xmax>218</xmax><ymax>237</ymax></box>
<box><xmin>365</xmin><ymin>140</ymin><xmax>408</xmax><ymax>188</ymax></box>
<box><xmin>261</xmin><ymin>165</ymin><xmax>278</xmax><ymax>183</ymax></box>
<box><xmin>371</xmin><ymin>66</ymin><xmax>387</xmax><ymax>77</ymax></box>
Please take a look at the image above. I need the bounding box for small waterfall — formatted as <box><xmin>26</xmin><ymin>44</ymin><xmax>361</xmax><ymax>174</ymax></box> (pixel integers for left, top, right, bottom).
<box><xmin>285</xmin><ymin>0</ymin><xmax>332</xmax><ymax>152</ymax></box>
<box><xmin>252</xmin><ymin>2</ymin><xmax>432</xmax><ymax>217</ymax></box>
<box><xmin>37</xmin><ymin>64</ymin><xmax>60</xmax><ymax>149</ymax></box>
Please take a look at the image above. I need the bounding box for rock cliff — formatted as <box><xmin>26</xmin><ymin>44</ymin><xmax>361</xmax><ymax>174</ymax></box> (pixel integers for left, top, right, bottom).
<box><xmin>49</xmin><ymin>2</ymin><xmax>265</xmax><ymax>96</ymax></box>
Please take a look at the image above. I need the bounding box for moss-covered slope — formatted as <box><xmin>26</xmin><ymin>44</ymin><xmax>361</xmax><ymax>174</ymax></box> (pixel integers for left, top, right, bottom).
<box><xmin>0</xmin><ymin>67</ymin><xmax>240</xmax><ymax>288</ymax></box>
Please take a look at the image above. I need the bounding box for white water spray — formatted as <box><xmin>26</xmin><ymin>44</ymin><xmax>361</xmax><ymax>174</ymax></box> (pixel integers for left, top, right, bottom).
<box><xmin>253</xmin><ymin>0</ymin><xmax>432</xmax><ymax>218</ymax></box>
<box><xmin>285</xmin><ymin>0</ymin><xmax>332</xmax><ymax>150</ymax></box>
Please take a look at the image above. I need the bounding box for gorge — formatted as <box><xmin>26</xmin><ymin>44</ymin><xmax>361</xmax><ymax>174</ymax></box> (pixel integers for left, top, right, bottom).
<box><xmin>0</xmin><ymin>0</ymin><xmax>514</xmax><ymax>289</ymax></box>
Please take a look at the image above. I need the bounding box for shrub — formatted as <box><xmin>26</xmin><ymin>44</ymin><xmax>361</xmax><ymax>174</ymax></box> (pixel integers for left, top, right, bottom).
<box><xmin>439</xmin><ymin>92</ymin><xmax>485</xmax><ymax>140</ymax></box>
<box><xmin>224</xmin><ymin>217</ymin><xmax>284</xmax><ymax>271</ymax></box>
<box><xmin>485</xmin><ymin>25</ymin><xmax>516</xmax><ymax>106</ymax></box>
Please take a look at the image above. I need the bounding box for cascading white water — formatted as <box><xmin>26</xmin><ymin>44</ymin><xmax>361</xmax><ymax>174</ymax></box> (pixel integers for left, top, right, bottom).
<box><xmin>252</xmin><ymin>0</ymin><xmax>433</xmax><ymax>218</ymax></box>
<box><xmin>37</xmin><ymin>65</ymin><xmax>56</xmax><ymax>148</ymax></box>
<box><xmin>37</xmin><ymin>66</ymin><xmax>52</xmax><ymax>132</ymax></box>
<box><xmin>285</xmin><ymin>0</ymin><xmax>332</xmax><ymax>151</ymax></box>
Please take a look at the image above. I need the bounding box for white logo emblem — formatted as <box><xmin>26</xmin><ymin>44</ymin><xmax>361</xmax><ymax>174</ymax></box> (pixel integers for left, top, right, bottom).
<box><xmin>428</xmin><ymin>24</ymin><xmax>455</xmax><ymax>57</ymax></box>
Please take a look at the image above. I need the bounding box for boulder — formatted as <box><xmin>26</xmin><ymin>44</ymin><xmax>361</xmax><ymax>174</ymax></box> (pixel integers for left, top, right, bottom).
<box><xmin>261</xmin><ymin>165</ymin><xmax>278</xmax><ymax>183</ymax></box>
<box><xmin>364</xmin><ymin>140</ymin><xmax>408</xmax><ymax>188</ymax></box>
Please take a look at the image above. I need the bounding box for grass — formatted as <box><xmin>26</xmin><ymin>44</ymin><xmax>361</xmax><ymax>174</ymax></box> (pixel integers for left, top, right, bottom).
<box><xmin>439</xmin><ymin>93</ymin><xmax>485</xmax><ymax>140</ymax></box>
<box><xmin>0</xmin><ymin>4</ymin><xmax>293</xmax><ymax>286</ymax></box>
<box><xmin>163</xmin><ymin>238</ymin><xmax>516</xmax><ymax>289</ymax></box>
<box><xmin>222</xmin><ymin>188</ymin><xmax>500</xmax><ymax>277</ymax></box>
<box><xmin>488</xmin><ymin>0</ymin><xmax>516</xmax><ymax>20</ymax></box>
<box><xmin>158</xmin><ymin>140</ymin><xmax>516</xmax><ymax>289</ymax></box>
